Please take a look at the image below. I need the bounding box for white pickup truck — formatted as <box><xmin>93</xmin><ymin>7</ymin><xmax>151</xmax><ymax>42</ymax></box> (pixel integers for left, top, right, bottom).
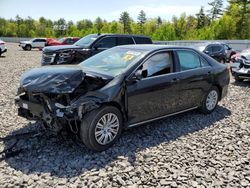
<box><xmin>19</xmin><ymin>38</ymin><xmax>47</xmax><ymax>51</ymax></box>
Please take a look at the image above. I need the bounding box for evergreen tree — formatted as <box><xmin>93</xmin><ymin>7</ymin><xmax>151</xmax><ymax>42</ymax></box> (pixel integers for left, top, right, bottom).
<box><xmin>208</xmin><ymin>0</ymin><xmax>224</xmax><ymax>21</ymax></box>
<box><xmin>228</xmin><ymin>0</ymin><xmax>250</xmax><ymax>38</ymax></box>
<box><xmin>137</xmin><ymin>10</ymin><xmax>147</xmax><ymax>34</ymax></box>
<box><xmin>119</xmin><ymin>11</ymin><xmax>132</xmax><ymax>33</ymax></box>
<box><xmin>95</xmin><ymin>17</ymin><xmax>103</xmax><ymax>34</ymax></box>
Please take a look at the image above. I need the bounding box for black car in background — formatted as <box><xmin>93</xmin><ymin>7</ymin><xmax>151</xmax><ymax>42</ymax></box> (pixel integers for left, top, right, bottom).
<box><xmin>41</xmin><ymin>34</ymin><xmax>153</xmax><ymax>66</ymax></box>
<box><xmin>16</xmin><ymin>45</ymin><xmax>230</xmax><ymax>151</ymax></box>
<box><xmin>194</xmin><ymin>42</ymin><xmax>236</xmax><ymax>63</ymax></box>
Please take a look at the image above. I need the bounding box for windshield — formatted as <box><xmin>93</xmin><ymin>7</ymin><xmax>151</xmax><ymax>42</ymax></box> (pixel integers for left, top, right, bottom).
<box><xmin>74</xmin><ymin>34</ymin><xmax>98</xmax><ymax>47</ymax></box>
<box><xmin>57</xmin><ymin>38</ymin><xmax>65</xmax><ymax>43</ymax></box>
<box><xmin>193</xmin><ymin>44</ymin><xmax>206</xmax><ymax>52</ymax></box>
<box><xmin>79</xmin><ymin>47</ymin><xmax>147</xmax><ymax>76</ymax></box>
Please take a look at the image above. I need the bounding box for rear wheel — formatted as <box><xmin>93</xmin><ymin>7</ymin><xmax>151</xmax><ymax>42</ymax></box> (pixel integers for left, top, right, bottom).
<box><xmin>80</xmin><ymin>106</ymin><xmax>122</xmax><ymax>151</ymax></box>
<box><xmin>199</xmin><ymin>86</ymin><xmax>219</xmax><ymax>114</ymax></box>
<box><xmin>220</xmin><ymin>59</ymin><xmax>225</xmax><ymax>64</ymax></box>
<box><xmin>235</xmin><ymin>75</ymin><xmax>244</xmax><ymax>82</ymax></box>
<box><xmin>25</xmin><ymin>45</ymin><xmax>31</xmax><ymax>51</ymax></box>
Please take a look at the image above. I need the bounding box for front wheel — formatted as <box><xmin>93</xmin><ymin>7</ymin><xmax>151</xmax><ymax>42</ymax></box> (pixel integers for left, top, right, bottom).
<box><xmin>234</xmin><ymin>75</ymin><xmax>244</xmax><ymax>82</ymax></box>
<box><xmin>80</xmin><ymin>106</ymin><xmax>122</xmax><ymax>151</ymax></box>
<box><xmin>199</xmin><ymin>87</ymin><xmax>219</xmax><ymax>114</ymax></box>
<box><xmin>25</xmin><ymin>45</ymin><xmax>31</xmax><ymax>51</ymax></box>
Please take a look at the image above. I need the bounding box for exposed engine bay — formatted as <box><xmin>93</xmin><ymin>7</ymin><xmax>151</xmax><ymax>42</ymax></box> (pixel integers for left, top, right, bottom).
<box><xmin>15</xmin><ymin>66</ymin><xmax>110</xmax><ymax>134</ymax></box>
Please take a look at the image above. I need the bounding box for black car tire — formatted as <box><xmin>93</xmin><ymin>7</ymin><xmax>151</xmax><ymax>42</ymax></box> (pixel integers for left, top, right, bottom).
<box><xmin>235</xmin><ymin>75</ymin><xmax>244</xmax><ymax>82</ymax></box>
<box><xmin>25</xmin><ymin>45</ymin><xmax>31</xmax><ymax>51</ymax></box>
<box><xmin>0</xmin><ymin>49</ymin><xmax>1</xmax><ymax>56</ymax></box>
<box><xmin>80</xmin><ymin>106</ymin><xmax>123</xmax><ymax>151</ymax></box>
<box><xmin>199</xmin><ymin>86</ymin><xmax>219</xmax><ymax>114</ymax></box>
<box><xmin>22</xmin><ymin>47</ymin><xmax>27</xmax><ymax>51</ymax></box>
<box><xmin>220</xmin><ymin>59</ymin><xmax>226</xmax><ymax>64</ymax></box>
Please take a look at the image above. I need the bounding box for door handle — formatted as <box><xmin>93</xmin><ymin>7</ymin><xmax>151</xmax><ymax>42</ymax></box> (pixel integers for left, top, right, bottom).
<box><xmin>207</xmin><ymin>71</ymin><xmax>211</xmax><ymax>75</ymax></box>
<box><xmin>171</xmin><ymin>78</ymin><xmax>180</xmax><ymax>83</ymax></box>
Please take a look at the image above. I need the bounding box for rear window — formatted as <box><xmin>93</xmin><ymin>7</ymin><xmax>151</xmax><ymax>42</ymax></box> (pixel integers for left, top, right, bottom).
<box><xmin>133</xmin><ymin>37</ymin><xmax>152</xmax><ymax>44</ymax></box>
<box><xmin>212</xmin><ymin>45</ymin><xmax>223</xmax><ymax>52</ymax></box>
<box><xmin>117</xmin><ymin>37</ymin><xmax>134</xmax><ymax>45</ymax></box>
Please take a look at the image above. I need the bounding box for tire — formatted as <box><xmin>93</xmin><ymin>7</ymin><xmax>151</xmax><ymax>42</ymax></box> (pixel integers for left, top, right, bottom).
<box><xmin>0</xmin><ymin>49</ymin><xmax>1</xmax><ymax>56</ymax></box>
<box><xmin>235</xmin><ymin>75</ymin><xmax>244</xmax><ymax>82</ymax></box>
<box><xmin>22</xmin><ymin>47</ymin><xmax>27</xmax><ymax>51</ymax></box>
<box><xmin>199</xmin><ymin>86</ymin><xmax>219</xmax><ymax>114</ymax></box>
<box><xmin>25</xmin><ymin>45</ymin><xmax>31</xmax><ymax>51</ymax></box>
<box><xmin>80</xmin><ymin>106</ymin><xmax>123</xmax><ymax>151</ymax></box>
<box><xmin>220</xmin><ymin>59</ymin><xmax>225</xmax><ymax>64</ymax></box>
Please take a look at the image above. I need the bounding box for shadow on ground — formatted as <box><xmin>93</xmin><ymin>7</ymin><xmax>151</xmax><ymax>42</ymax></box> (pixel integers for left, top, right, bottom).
<box><xmin>3</xmin><ymin>105</ymin><xmax>231</xmax><ymax>178</ymax></box>
<box><xmin>231</xmin><ymin>80</ymin><xmax>250</xmax><ymax>88</ymax></box>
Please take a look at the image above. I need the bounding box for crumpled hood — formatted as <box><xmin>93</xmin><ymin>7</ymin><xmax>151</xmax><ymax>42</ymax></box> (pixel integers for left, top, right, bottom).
<box><xmin>20</xmin><ymin>66</ymin><xmax>85</xmax><ymax>94</ymax></box>
<box><xmin>43</xmin><ymin>45</ymin><xmax>83</xmax><ymax>53</ymax></box>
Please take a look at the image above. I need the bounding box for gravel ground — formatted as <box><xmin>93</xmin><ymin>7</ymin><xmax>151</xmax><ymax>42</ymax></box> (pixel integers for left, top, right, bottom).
<box><xmin>0</xmin><ymin>43</ymin><xmax>249</xmax><ymax>187</ymax></box>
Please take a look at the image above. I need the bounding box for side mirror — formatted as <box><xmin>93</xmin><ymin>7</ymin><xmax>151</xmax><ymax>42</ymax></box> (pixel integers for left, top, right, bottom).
<box><xmin>129</xmin><ymin>70</ymin><xmax>143</xmax><ymax>82</ymax></box>
<box><xmin>204</xmin><ymin>50</ymin><xmax>210</xmax><ymax>54</ymax></box>
<box><xmin>94</xmin><ymin>43</ymin><xmax>101</xmax><ymax>50</ymax></box>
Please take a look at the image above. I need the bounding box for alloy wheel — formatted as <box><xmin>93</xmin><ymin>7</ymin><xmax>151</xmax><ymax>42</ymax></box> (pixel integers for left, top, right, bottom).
<box><xmin>206</xmin><ymin>90</ymin><xmax>218</xmax><ymax>111</ymax></box>
<box><xmin>94</xmin><ymin>113</ymin><xmax>120</xmax><ymax>145</ymax></box>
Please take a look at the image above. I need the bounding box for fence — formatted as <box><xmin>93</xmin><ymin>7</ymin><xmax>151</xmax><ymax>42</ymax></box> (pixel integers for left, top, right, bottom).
<box><xmin>1</xmin><ymin>37</ymin><xmax>250</xmax><ymax>51</ymax></box>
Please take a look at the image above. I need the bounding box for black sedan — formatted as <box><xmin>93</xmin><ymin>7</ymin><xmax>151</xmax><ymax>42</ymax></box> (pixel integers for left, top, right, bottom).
<box><xmin>15</xmin><ymin>45</ymin><xmax>230</xmax><ymax>151</ymax></box>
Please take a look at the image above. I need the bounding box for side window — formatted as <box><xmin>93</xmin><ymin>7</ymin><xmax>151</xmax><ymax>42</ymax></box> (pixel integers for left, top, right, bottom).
<box><xmin>95</xmin><ymin>37</ymin><xmax>116</xmax><ymax>49</ymax></box>
<box><xmin>212</xmin><ymin>45</ymin><xmax>223</xmax><ymax>52</ymax></box>
<box><xmin>205</xmin><ymin>46</ymin><xmax>212</xmax><ymax>53</ymax></box>
<box><xmin>177</xmin><ymin>50</ymin><xmax>202</xmax><ymax>71</ymax></box>
<box><xmin>117</xmin><ymin>37</ymin><xmax>134</xmax><ymax>45</ymax></box>
<box><xmin>66</xmin><ymin>38</ymin><xmax>74</xmax><ymax>44</ymax></box>
<box><xmin>133</xmin><ymin>37</ymin><xmax>152</xmax><ymax>44</ymax></box>
<box><xmin>139</xmin><ymin>52</ymin><xmax>173</xmax><ymax>78</ymax></box>
<box><xmin>33</xmin><ymin>39</ymin><xmax>38</xmax><ymax>42</ymax></box>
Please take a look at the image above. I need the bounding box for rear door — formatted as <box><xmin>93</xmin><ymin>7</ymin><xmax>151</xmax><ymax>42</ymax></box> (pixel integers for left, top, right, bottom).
<box><xmin>175</xmin><ymin>49</ymin><xmax>213</xmax><ymax>110</ymax></box>
<box><xmin>126</xmin><ymin>50</ymin><xmax>180</xmax><ymax>124</ymax></box>
<box><xmin>33</xmin><ymin>39</ymin><xmax>46</xmax><ymax>48</ymax></box>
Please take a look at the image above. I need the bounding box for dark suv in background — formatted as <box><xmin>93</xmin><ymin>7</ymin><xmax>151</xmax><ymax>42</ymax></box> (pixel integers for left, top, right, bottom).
<box><xmin>41</xmin><ymin>34</ymin><xmax>152</xmax><ymax>65</ymax></box>
<box><xmin>194</xmin><ymin>42</ymin><xmax>236</xmax><ymax>63</ymax></box>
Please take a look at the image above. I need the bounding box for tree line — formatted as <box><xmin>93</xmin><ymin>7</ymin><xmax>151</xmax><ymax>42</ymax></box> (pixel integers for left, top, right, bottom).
<box><xmin>0</xmin><ymin>0</ymin><xmax>249</xmax><ymax>40</ymax></box>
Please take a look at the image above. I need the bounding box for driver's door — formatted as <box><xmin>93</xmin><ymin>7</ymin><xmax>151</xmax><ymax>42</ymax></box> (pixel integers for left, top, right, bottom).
<box><xmin>126</xmin><ymin>51</ymin><xmax>180</xmax><ymax>124</ymax></box>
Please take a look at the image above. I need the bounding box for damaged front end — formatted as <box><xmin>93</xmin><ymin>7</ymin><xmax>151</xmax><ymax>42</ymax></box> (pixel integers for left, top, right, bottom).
<box><xmin>231</xmin><ymin>58</ymin><xmax>250</xmax><ymax>79</ymax></box>
<box><xmin>15</xmin><ymin>65</ymin><xmax>110</xmax><ymax>133</ymax></box>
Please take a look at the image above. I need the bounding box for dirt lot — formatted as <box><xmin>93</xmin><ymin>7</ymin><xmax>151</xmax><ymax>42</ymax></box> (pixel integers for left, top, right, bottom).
<box><xmin>0</xmin><ymin>43</ymin><xmax>250</xmax><ymax>187</ymax></box>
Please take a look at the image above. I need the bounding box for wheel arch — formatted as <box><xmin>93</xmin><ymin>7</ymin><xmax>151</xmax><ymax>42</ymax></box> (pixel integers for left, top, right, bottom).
<box><xmin>102</xmin><ymin>101</ymin><xmax>127</xmax><ymax>124</ymax></box>
<box><xmin>212</xmin><ymin>84</ymin><xmax>222</xmax><ymax>100</ymax></box>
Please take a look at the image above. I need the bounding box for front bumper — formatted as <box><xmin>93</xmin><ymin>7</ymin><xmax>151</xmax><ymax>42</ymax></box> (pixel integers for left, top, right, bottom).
<box><xmin>231</xmin><ymin>67</ymin><xmax>250</xmax><ymax>79</ymax></box>
<box><xmin>1</xmin><ymin>48</ymin><xmax>7</xmax><ymax>54</ymax></box>
<box><xmin>41</xmin><ymin>53</ymin><xmax>57</xmax><ymax>65</ymax></box>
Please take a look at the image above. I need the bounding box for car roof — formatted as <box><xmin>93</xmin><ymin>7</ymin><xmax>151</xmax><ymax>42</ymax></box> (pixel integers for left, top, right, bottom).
<box><xmin>98</xmin><ymin>33</ymin><xmax>151</xmax><ymax>38</ymax></box>
<box><xmin>115</xmin><ymin>44</ymin><xmax>195</xmax><ymax>51</ymax></box>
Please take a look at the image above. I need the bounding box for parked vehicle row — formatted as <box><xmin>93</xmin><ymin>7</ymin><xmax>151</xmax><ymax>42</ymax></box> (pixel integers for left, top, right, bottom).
<box><xmin>41</xmin><ymin>34</ymin><xmax>153</xmax><ymax>66</ymax></box>
<box><xmin>19</xmin><ymin>37</ymin><xmax>80</xmax><ymax>51</ymax></box>
<box><xmin>0</xmin><ymin>39</ymin><xmax>7</xmax><ymax>56</ymax></box>
<box><xmin>193</xmin><ymin>42</ymin><xmax>236</xmax><ymax>64</ymax></box>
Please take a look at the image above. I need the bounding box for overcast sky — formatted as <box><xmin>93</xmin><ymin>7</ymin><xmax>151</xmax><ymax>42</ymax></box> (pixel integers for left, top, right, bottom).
<box><xmin>0</xmin><ymin>0</ymin><xmax>226</xmax><ymax>22</ymax></box>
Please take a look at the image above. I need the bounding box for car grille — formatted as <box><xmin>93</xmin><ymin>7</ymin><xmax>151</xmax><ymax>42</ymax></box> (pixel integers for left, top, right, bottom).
<box><xmin>41</xmin><ymin>53</ymin><xmax>56</xmax><ymax>65</ymax></box>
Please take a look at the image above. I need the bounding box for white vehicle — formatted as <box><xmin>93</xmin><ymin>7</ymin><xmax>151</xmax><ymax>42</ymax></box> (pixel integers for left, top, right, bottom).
<box><xmin>0</xmin><ymin>39</ymin><xmax>7</xmax><ymax>56</ymax></box>
<box><xmin>19</xmin><ymin>38</ymin><xmax>47</xmax><ymax>51</ymax></box>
